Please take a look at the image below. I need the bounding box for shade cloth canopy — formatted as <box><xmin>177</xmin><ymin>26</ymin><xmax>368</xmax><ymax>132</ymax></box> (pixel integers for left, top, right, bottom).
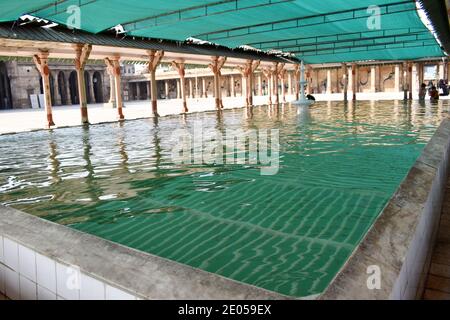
<box><xmin>0</xmin><ymin>0</ymin><xmax>446</xmax><ymax>64</ymax></box>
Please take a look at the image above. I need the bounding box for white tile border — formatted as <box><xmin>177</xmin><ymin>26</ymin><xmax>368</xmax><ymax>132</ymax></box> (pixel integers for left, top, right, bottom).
<box><xmin>0</xmin><ymin>237</ymin><xmax>138</xmax><ymax>300</ymax></box>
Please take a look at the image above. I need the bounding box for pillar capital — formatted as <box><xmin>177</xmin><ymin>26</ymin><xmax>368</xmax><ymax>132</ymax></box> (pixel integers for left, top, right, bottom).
<box><xmin>148</xmin><ymin>50</ymin><xmax>164</xmax><ymax>72</ymax></box>
<box><xmin>74</xmin><ymin>44</ymin><xmax>92</xmax><ymax>71</ymax></box>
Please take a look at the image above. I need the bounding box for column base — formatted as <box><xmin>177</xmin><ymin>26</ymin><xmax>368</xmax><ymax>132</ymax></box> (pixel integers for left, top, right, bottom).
<box><xmin>47</xmin><ymin>114</ymin><xmax>55</xmax><ymax>128</ymax></box>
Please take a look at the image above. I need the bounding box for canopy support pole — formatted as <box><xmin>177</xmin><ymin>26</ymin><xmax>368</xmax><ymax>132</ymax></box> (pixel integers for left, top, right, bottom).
<box><xmin>148</xmin><ymin>50</ymin><xmax>164</xmax><ymax>116</ymax></box>
<box><xmin>172</xmin><ymin>61</ymin><xmax>188</xmax><ymax>113</ymax></box>
<box><xmin>209</xmin><ymin>56</ymin><xmax>227</xmax><ymax>109</ymax></box>
<box><xmin>33</xmin><ymin>51</ymin><xmax>55</xmax><ymax>128</ymax></box>
<box><xmin>105</xmin><ymin>57</ymin><xmax>124</xmax><ymax>121</ymax></box>
<box><xmin>75</xmin><ymin>44</ymin><xmax>92</xmax><ymax>124</ymax></box>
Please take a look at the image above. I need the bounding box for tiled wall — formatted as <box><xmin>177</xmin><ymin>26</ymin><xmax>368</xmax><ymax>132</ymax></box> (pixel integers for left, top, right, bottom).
<box><xmin>0</xmin><ymin>236</ymin><xmax>140</xmax><ymax>300</ymax></box>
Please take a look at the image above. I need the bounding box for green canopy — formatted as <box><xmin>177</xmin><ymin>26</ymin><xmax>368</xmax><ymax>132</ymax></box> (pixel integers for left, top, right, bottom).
<box><xmin>0</xmin><ymin>0</ymin><xmax>445</xmax><ymax>64</ymax></box>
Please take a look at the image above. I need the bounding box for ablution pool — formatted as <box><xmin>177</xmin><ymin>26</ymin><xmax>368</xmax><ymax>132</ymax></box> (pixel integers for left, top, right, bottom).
<box><xmin>0</xmin><ymin>100</ymin><xmax>446</xmax><ymax>297</ymax></box>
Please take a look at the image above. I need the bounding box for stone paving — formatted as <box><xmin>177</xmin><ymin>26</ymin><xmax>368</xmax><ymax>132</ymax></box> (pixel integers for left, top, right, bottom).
<box><xmin>2</xmin><ymin>92</ymin><xmax>440</xmax><ymax>135</ymax></box>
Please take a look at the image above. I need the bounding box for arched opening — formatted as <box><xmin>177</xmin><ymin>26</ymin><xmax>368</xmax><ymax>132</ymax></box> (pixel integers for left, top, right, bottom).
<box><xmin>0</xmin><ymin>61</ymin><xmax>13</xmax><ymax>109</ymax></box>
<box><xmin>93</xmin><ymin>71</ymin><xmax>104</xmax><ymax>103</ymax></box>
<box><xmin>140</xmin><ymin>82</ymin><xmax>148</xmax><ymax>100</ymax></box>
<box><xmin>129</xmin><ymin>82</ymin><xmax>137</xmax><ymax>100</ymax></box>
<box><xmin>84</xmin><ymin>71</ymin><xmax>92</xmax><ymax>104</ymax></box>
<box><xmin>69</xmin><ymin>71</ymin><xmax>79</xmax><ymax>105</ymax></box>
<box><xmin>57</xmin><ymin>72</ymin><xmax>68</xmax><ymax>105</ymax></box>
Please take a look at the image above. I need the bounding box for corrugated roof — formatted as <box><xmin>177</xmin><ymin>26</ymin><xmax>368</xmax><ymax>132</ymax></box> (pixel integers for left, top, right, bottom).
<box><xmin>0</xmin><ymin>22</ymin><xmax>297</xmax><ymax>64</ymax></box>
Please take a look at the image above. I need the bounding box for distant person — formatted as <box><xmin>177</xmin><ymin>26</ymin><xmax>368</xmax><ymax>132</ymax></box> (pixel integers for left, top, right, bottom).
<box><xmin>430</xmin><ymin>86</ymin><xmax>439</xmax><ymax>102</ymax></box>
<box><xmin>439</xmin><ymin>79</ymin><xmax>450</xmax><ymax>96</ymax></box>
<box><xmin>306</xmin><ymin>94</ymin><xmax>316</xmax><ymax>101</ymax></box>
<box><xmin>419</xmin><ymin>83</ymin><xmax>427</xmax><ymax>100</ymax></box>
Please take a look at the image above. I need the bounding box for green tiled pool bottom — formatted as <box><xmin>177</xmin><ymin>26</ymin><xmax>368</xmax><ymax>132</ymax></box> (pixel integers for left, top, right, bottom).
<box><xmin>0</xmin><ymin>101</ymin><xmax>447</xmax><ymax>297</ymax></box>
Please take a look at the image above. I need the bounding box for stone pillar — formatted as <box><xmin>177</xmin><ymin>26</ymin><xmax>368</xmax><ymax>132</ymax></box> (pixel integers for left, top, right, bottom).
<box><xmin>229</xmin><ymin>75</ymin><xmax>235</xmax><ymax>97</ymax></box>
<box><xmin>136</xmin><ymin>82</ymin><xmax>141</xmax><ymax>100</ymax></box>
<box><xmin>33</xmin><ymin>51</ymin><xmax>55</xmax><ymax>128</ymax></box>
<box><xmin>52</xmin><ymin>72</ymin><xmax>61</xmax><ymax>106</ymax></box>
<box><xmin>65</xmin><ymin>72</ymin><xmax>72</xmax><ymax>105</ymax></box>
<box><xmin>326</xmin><ymin>69</ymin><xmax>332</xmax><ymax>94</ymax></box>
<box><xmin>263</xmin><ymin>68</ymin><xmax>272</xmax><ymax>104</ymax></box>
<box><xmin>240</xmin><ymin>73</ymin><xmax>247</xmax><ymax>99</ymax></box>
<box><xmin>105</xmin><ymin>57</ymin><xmax>125</xmax><ymax>120</ymax></box>
<box><xmin>165</xmin><ymin>81</ymin><xmax>169</xmax><ymax>99</ymax></box>
<box><xmin>418</xmin><ymin>62</ymin><xmax>424</xmax><ymax>85</ymax></box>
<box><xmin>377</xmin><ymin>65</ymin><xmax>382</xmax><ymax>92</ymax></box>
<box><xmin>107</xmin><ymin>74</ymin><xmax>116</xmax><ymax>106</ymax></box>
<box><xmin>88</xmin><ymin>71</ymin><xmax>95</xmax><ymax>103</ymax></box>
<box><xmin>294</xmin><ymin>65</ymin><xmax>300</xmax><ymax>100</ymax></box>
<box><xmin>408</xmin><ymin>62</ymin><xmax>413</xmax><ymax>100</ymax></box>
<box><xmin>278</xmin><ymin>65</ymin><xmax>286</xmax><ymax>103</ymax></box>
<box><xmin>395</xmin><ymin>64</ymin><xmax>400</xmax><ymax>92</ymax></box>
<box><xmin>403</xmin><ymin>61</ymin><xmax>408</xmax><ymax>100</ymax></box>
<box><xmin>75</xmin><ymin>44</ymin><xmax>92</xmax><ymax>124</ymax></box>
<box><xmin>172</xmin><ymin>61</ymin><xmax>188</xmax><ymax>113</ymax></box>
<box><xmin>273</xmin><ymin>63</ymin><xmax>279</xmax><ymax>104</ymax></box>
<box><xmin>439</xmin><ymin>63</ymin><xmax>445</xmax><ymax>80</ymax></box>
<box><xmin>342</xmin><ymin>63</ymin><xmax>348</xmax><ymax>102</ymax></box>
<box><xmin>189</xmin><ymin>78</ymin><xmax>193</xmax><ymax>99</ymax></box>
<box><xmin>351</xmin><ymin>64</ymin><xmax>357</xmax><ymax>101</ymax></box>
<box><xmin>248</xmin><ymin>60</ymin><xmax>260</xmax><ymax>106</ymax></box>
<box><xmin>306</xmin><ymin>66</ymin><xmax>313</xmax><ymax>95</ymax></box>
<box><xmin>177</xmin><ymin>79</ymin><xmax>181</xmax><ymax>99</ymax></box>
<box><xmin>202</xmin><ymin>78</ymin><xmax>207</xmax><ymax>98</ymax></box>
<box><xmin>370</xmin><ymin>66</ymin><xmax>376</xmax><ymax>93</ymax></box>
<box><xmin>258</xmin><ymin>74</ymin><xmax>263</xmax><ymax>96</ymax></box>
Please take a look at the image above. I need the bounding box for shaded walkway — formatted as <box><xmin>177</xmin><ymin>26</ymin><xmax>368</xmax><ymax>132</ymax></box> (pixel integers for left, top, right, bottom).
<box><xmin>423</xmin><ymin>176</ymin><xmax>450</xmax><ymax>299</ymax></box>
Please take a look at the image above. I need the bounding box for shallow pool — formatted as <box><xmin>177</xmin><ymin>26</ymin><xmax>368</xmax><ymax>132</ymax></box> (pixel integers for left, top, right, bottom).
<box><xmin>0</xmin><ymin>100</ymin><xmax>447</xmax><ymax>297</ymax></box>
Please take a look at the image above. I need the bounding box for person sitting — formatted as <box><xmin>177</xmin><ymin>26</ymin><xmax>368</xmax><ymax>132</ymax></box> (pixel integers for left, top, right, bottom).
<box><xmin>419</xmin><ymin>83</ymin><xmax>427</xmax><ymax>101</ymax></box>
<box><xmin>430</xmin><ymin>86</ymin><xmax>439</xmax><ymax>102</ymax></box>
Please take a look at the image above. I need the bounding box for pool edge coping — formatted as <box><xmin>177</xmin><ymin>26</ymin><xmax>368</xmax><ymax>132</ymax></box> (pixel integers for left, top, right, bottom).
<box><xmin>320</xmin><ymin>116</ymin><xmax>450</xmax><ymax>300</ymax></box>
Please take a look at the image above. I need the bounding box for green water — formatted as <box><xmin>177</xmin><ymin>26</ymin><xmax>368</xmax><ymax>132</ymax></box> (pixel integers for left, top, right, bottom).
<box><xmin>0</xmin><ymin>101</ymin><xmax>447</xmax><ymax>297</ymax></box>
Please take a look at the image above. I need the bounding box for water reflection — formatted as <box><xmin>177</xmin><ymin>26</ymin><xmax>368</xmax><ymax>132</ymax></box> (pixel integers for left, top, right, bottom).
<box><xmin>0</xmin><ymin>100</ymin><xmax>447</xmax><ymax>298</ymax></box>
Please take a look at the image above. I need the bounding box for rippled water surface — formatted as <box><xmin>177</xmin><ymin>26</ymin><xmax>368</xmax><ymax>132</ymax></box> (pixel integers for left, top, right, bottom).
<box><xmin>0</xmin><ymin>101</ymin><xmax>447</xmax><ymax>297</ymax></box>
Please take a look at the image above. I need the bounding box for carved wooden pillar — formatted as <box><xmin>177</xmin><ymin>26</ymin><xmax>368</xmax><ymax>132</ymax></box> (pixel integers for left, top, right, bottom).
<box><xmin>147</xmin><ymin>50</ymin><xmax>164</xmax><ymax>115</ymax></box>
<box><xmin>105</xmin><ymin>57</ymin><xmax>125</xmax><ymax>120</ymax></box>
<box><xmin>172</xmin><ymin>61</ymin><xmax>188</xmax><ymax>113</ymax></box>
<box><xmin>75</xmin><ymin>44</ymin><xmax>92</xmax><ymax>123</ymax></box>
<box><xmin>33</xmin><ymin>51</ymin><xmax>55</xmax><ymax>128</ymax></box>
<box><xmin>209</xmin><ymin>56</ymin><xmax>227</xmax><ymax>109</ymax></box>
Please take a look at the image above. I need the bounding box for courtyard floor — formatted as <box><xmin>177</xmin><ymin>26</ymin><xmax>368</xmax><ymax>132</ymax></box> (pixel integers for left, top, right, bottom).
<box><xmin>1</xmin><ymin>92</ymin><xmax>442</xmax><ymax>135</ymax></box>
